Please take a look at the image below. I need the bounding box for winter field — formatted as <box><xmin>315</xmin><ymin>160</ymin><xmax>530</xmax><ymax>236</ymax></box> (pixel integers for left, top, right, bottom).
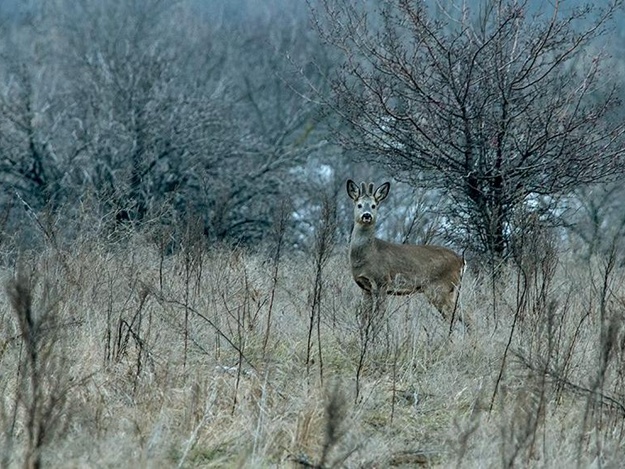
<box><xmin>1</xmin><ymin>224</ymin><xmax>625</xmax><ymax>468</ymax></box>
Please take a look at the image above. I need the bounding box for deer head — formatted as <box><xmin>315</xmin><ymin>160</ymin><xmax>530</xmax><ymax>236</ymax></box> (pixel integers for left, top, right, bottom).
<box><xmin>346</xmin><ymin>180</ymin><xmax>390</xmax><ymax>228</ymax></box>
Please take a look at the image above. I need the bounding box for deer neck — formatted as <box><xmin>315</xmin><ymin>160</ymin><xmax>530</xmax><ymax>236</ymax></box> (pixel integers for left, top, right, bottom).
<box><xmin>350</xmin><ymin>223</ymin><xmax>377</xmax><ymax>259</ymax></box>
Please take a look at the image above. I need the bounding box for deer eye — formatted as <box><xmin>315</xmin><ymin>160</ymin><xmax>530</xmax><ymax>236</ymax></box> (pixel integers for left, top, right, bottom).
<box><xmin>357</xmin><ymin>204</ymin><xmax>362</xmax><ymax>208</ymax></box>
<box><xmin>371</xmin><ymin>204</ymin><xmax>376</xmax><ymax>209</ymax></box>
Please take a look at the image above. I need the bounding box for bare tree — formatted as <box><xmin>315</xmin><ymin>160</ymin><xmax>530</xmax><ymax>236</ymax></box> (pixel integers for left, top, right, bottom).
<box><xmin>0</xmin><ymin>8</ymin><xmax>69</xmax><ymax>211</ymax></box>
<box><xmin>314</xmin><ymin>0</ymin><xmax>625</xmax><ymax>260</ymax></box>
<box><xmin>57</xmin><ymin>0</ymin><xmax>334</xmax><ymax>245</ymax></box>
<box><xmin>52</xmin><ymin>0</ymin><xmax>234</xmax><ymax>223</ymax></box>
<box><xmin>0</xmin><ymin>0</ymin><xmax>332</xmax><ymax>248</ymax></box>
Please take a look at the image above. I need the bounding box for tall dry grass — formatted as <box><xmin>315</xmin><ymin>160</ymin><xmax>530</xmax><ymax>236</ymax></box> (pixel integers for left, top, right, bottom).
<box><xmin>1</xmin><ymin>224</ymin><xmax>625</xmax><ymax>468</ymax></box>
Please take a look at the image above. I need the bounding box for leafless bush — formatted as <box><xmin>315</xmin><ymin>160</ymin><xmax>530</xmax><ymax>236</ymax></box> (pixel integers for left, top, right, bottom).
<box><xmin>576</xmin><ymin>245</ymin><xmax>625</xmax><ymax>462</ymax></box>
<box><xmin>263</xmin><ymin>200</ymin><xmax>290</xmax><ymax>358</ymax></box>
<box><xmin>289</xmin><ymin>382</ymin><xmax>355</xmax><ymax>469</ymax></box>
<box><xmin>483</xmin><ymin>213</ymin><xmax>625</xmax><ymax>466</ymax></box>
<box><xmin>3</xmin><ymin>270</ymin><xmax>83</xmax><ymax>469</ymax></box>
<box><xmin>306</xmin><ymin>194</ymin><xmax>338</xmax><ymax>383</ymax></box>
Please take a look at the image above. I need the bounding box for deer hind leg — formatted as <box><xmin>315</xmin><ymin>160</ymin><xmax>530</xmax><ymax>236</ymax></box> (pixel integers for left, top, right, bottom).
<box><xmin>451</xmin><ymin>282</ymin><xmax>473</xmax><ymax>330</ymax></box>
<box><xmin>426</xmin><ymin>282</ymin><xmax>472</xmax><ymax>331</ymax></box>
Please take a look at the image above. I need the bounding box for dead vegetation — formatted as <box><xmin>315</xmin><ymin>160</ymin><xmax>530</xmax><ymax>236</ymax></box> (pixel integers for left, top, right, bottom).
<box><xmin>1</xmin><ymin>227</ymin><xmax>625</xmax><ymax>468</ymax></box>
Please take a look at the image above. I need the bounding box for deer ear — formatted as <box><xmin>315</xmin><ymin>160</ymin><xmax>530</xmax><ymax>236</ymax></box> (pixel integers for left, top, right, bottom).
<box><xmin>374</xmin><ymin>182</ymin><xmax>390</xmax><ymax>202</ymax></box>
<box><xmin>346</xmin><ymin>179</ymin><xmax>360</xmax><ymax>201</ymax></box>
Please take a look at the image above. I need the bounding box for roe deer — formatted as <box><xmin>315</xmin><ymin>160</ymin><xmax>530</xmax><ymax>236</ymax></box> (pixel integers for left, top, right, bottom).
<box><xmin>346</xmin><ymin>179</ymin><xmax>469</xmax><ymax>329</ymax></box>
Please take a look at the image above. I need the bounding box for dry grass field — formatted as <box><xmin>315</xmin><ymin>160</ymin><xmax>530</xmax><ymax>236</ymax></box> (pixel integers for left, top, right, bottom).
<box><xmin>2</xmin><ymin>226</ymin><xmax>625</xmax><ymax>468</ymax></box>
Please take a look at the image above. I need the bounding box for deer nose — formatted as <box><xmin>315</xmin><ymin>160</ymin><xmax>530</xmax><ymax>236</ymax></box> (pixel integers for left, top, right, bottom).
<box><xmin>361</xmin><ymin>212</ymin><xmax>372</xmax><ymax>223</ymax></box>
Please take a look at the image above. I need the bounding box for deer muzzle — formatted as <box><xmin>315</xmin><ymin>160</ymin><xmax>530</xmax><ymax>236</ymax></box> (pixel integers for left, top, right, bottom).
<box><xmin>360</xmin><ymin>212</ymin><xmax>373</xmax><ymax>224</ymax></box>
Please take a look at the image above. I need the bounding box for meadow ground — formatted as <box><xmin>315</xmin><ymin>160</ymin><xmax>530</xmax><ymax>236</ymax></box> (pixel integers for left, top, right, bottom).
<box><xmin>1</xmin><ymin>229</ymin><xmax>625</xmax><ymax>468</ymax></box>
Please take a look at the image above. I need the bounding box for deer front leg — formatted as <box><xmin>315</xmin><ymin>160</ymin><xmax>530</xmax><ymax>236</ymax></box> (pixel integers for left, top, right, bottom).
<box><xmin>358</xmin><ymin>288</ymin><xmax>389</xmax><ymax>344</ymax></box>
<box><xmin>360</xmin><ymin>290</ymin><xmax>374</xmax><ymax>322</ymax></box>
<box><xmin>357</xmin><ymin>290</ymin><xmax>375</xmax><ymax>344</ymax></box>
<box><xmin>357</xmin><ymin>277</ymin><xmax>387</xmax><ymax>317</ymax></box>
<box><xmin>372</xmin><ymin>285</ymin><xmax>387</xmax><ymax>318</ymax></box>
